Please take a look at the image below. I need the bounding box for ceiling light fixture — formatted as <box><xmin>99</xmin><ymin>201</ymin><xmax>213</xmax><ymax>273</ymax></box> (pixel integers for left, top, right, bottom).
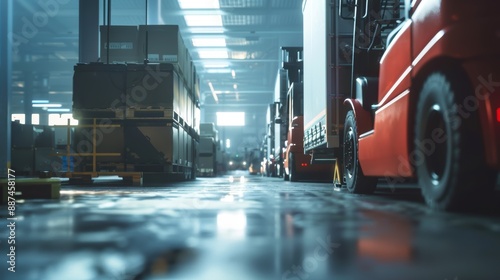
<box><xmin>192</xmin><ymin>38</ymin><xmax>227</xmax><ymax>47</ymax></box>
<box><xmin>32</xmin><ymin>103</ymin><xmax>62</xmax><ymax>108</ymax></box>
<box><xmin>178</xmin><ymin>0</ymin><xmax>220</xmax><ymax>9</ymax></box>
<box><xmin>206</xmin><ymin>69</ymin><xmax>232</xmax><ymax>74</ymax></box>
<box><xmin>199</xmin><ymin>50</ymin><xmax>228</xmax><ymax>59</ymax></box>
<box><xmin>184</xmin><ymin>15</ymin><xmax>222</xmax><ymax>27</ymax></box>
<box><xmin>209</xmin><ymin>82</ymin><xmax>219</xmax><ymax>103</ymax></box>
<box><xmin>204</xmin><ymin>62</ymin><xmax>230</xmax><ymax>68</ymax></box>
<box><xmin>47</xmin><ymin>108</ymin><xmax>71</xmax><ymax>112</ymax></box>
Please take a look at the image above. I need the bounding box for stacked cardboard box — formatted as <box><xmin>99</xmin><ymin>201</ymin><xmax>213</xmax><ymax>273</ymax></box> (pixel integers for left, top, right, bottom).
<box><xmin>100</xmin><ymin>26</ymin><xmax>139</xmax><ymax>63</ymax></box>
<box><xmin>73</xmin><ymin>25</ymin><xmax>199</xmax><ymax>178</ymax></box>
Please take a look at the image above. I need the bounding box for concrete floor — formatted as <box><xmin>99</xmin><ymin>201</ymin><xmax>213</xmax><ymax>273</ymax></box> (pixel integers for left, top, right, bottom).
<box><xmin>2</xmin><ymin>171</ymin><xmax>500</xmax><ymax>280</ymax></box>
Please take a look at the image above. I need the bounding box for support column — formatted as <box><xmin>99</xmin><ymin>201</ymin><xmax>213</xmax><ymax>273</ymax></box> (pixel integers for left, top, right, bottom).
<box><xmin>1</xmin><ymin>0</ymin><xmax>13</xmax><ymax>176</ymax></box>
<box><xmin>79</xmin><ymin>0</ymin><xmax>99</xmax><ymax>63</ymax></box>
<box><xmin>23</xmin><ymin>70</ymin><xmax>33</xmax><ymax>125</ymax></box>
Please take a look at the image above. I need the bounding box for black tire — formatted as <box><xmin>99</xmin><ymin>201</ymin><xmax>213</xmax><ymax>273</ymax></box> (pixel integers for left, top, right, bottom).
<box><xmin>415</xmin><ymin>72</ymin><xmax>497</xmax><ymax>210</ymax></box>
<box><xmin>289</xmin><ymin>152</ymin><xmax>301</xmax><ymax>182</ymax></box>
<box><xmin>343</xmin><ymin>110</ymin><xmax>377</xmax><ymax>193</ymax></box>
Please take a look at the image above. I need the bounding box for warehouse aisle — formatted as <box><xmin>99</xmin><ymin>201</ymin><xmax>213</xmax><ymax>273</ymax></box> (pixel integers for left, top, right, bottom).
<box><xmin>2</xmin><ymin>172</ymin><xmax>500</xmax><ymax>280</ymax></box>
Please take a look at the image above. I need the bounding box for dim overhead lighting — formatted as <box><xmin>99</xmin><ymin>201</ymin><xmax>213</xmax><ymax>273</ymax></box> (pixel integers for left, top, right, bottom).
<box><xmin>178</xmin><ymin>0</ymin><xmax>220</xmax><ymax>9</ymax></box>
<box><xmin>233</xmin><ymin>84</ymin><xmax>238</xmax><ymax>90</ymax></box>
<box><xmin>192</xmin><ymin>38</ymin><xmax>226</xmax><ymax>47</ymax></box>
<box><xmin>185</xmin><ymin>15</ymin><xmax>222</xmax><ymax>27</ymax></box>
<box><xmin>32</xmin><ymin>100</ymin><xmax>49</xmax><ymax>104</ymax></box>
<box><xmin>231</xmin><ymin>69</ymin><xmax>236</xmax><ymax>78</ymax></box>
<box><xmin>199</xmin><ymin>50</ymin><xmax>228</xmax><ymax>59</ymax></box>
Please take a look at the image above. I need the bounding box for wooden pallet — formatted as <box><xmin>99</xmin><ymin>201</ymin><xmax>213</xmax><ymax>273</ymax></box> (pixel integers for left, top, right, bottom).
<box><xmin>73</xmin><ymin>108</ymin><xmax>125</xmax><ymax>119</ymax></box>
<box><xmin>126</xmin><ymin>108</ymin><xmax>173</xmax><ymax>119</ymax></box>
<box><xmin>0</xmin><ymin>178</ymin><xmax>61</xmax><ymax>203</ymax></box>
<box><xmin>61</xmin><ymin>171</ymin><xmax>143</xmax><ymax>186</ymax></box>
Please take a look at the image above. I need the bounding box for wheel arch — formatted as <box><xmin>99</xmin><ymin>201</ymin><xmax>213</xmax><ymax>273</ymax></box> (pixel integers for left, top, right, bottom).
<box><xmin>343</xmin><ymin>99</ymin><xmax>374</xmax><ymax>136</ymax></box>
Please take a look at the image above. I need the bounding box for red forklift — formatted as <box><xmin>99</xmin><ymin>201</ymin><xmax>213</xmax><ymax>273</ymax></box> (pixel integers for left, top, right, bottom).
<box><xmin>302</xmin><ymin>0</ymin><xmax>500</xmax><ymax>209</ymax></box>
<box><xmin>341</xmin><ymin>0</ymin><xmax>500</xmax><ymax>209</ymax></box>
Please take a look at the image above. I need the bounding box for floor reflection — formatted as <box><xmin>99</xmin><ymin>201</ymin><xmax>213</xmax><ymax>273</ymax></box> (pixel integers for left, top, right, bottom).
<box><xmin>1</xmin><ymin>172</ymin><xmax>499</xmax><ymax>280</ymax></box>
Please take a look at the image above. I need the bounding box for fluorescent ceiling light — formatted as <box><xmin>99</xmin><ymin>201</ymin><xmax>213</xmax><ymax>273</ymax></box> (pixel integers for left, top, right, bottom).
<box><xmin>32</xmin><ymin>103</ymin><xmax>62</xmax><ymax>108</ymax></box>
<box><xmin>192</xmin><ymin>38</ymin><xmax>226</xmax><ymax>47</ymax></box>
<box><xmin>199</xmin><ymin>50</ymin><xmax>228</xmax><ymax>59</ymax></box>
<box><xmin>206</xmin><ymin>69</ymin><xmax>232</xmax><ymax>74</ymax></box>
<box><xmin>47</xmin><ymin>108</ymin><xmax>71</xmax><ymax>112</ymax></box>
<box><xmin>178</xmin><ymin>0</ymin><xmax>220</xmax><ymax>9</ymax></box>
<box><xmin>204</xmin><ymin>62</ymin><xmax>230</xmax><ymax>68</ymax></box>
<box><xmin>188</xmin><ymin>27</ymin><xmax>224</xmax><ymax>33</ymax></box>
<box><xmin>185</xmin><ymin>15</ymin><xmax>222</xmax><ymax>27</ymax></box>
<box><xmin>32</xmin><ymin>100</ymin><xmax>49</xmax><ymax>104</ymax></box>
<box><xmin>209</xmin><ymin>82</ymin><xmax>218</xmax><ymax>103</ymax></box>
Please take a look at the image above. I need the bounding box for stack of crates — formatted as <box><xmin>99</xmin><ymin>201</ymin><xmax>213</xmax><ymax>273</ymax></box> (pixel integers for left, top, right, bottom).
<box><xmin>197</xmin><ymin>123</ymin><xmax>218</xmax><ymax>177</ymax></box>
<box><xmin>72</xmin><ymin>25</ymin><xmax>199</xmax><ymax>178</ymax></box>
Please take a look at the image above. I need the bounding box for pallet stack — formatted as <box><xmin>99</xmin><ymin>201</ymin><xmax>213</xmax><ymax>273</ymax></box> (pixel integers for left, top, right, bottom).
<box><xmin>72</xmin><ymin>25</ymin><xmax>200</xmax><ymax>180</ymax></box>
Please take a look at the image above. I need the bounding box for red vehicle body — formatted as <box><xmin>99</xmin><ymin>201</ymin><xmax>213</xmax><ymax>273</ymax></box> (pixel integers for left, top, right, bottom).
<box><xmin>283</xmin><ymin>83</ymin><xmax>333</xmax><ymax>181</ymax></box>
<box><xmin>278</xmin><ymin>47</ymin><xmax>333</xmax><ymax>182</ymax></box>
<box><xmin>302</xmin><ymin>0</ymin><xmax>500</xmax><ymax>210</ymax></box>
<box><xmin>342</xmin><ymin>0</ymin><xmax>500</xmax><ymax>209</ymax></box>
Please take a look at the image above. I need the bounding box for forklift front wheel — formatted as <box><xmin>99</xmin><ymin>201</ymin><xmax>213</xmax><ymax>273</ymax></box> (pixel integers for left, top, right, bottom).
<box><xmin>343</xmin><ymin>110</ymin><xmax>377</xmax><ymax>194</ymax></box>
<box><xmin>415</xmin><ymin>72</ymin><xmax>497</xmax><ymax>210</ymax></box>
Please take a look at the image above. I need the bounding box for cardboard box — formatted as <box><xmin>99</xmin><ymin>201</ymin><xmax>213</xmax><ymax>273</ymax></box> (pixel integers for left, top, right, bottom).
<box><xmin>138</xmin><ymin>25</ymin><xmax>186</xmax><ymax>67</ymax></box>
<box><xmin>100</xmin><ymin>26</ymin><xmax>139</xmax><ymax>63</ymax></box>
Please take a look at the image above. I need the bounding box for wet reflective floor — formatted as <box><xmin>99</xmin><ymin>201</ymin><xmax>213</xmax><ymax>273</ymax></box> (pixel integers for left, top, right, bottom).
<box><xmin>2</xmin><ymin>171</ymin><xmax>500</xmax><ymax>280</ymax></box>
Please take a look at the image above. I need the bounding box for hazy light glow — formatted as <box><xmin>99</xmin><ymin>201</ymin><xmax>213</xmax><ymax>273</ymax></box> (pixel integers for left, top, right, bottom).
<box><xmin>178</xmin><ymin>0</ymin><xmax>220</xmax><ymax>9</ymax></box>
<box><xmin>185</xmin><ymin>15</ymin><xmax>222</xmax><ymax>27</ymax></box>
<box><xmin>192</xmin><ymin>38</ymin><xmax>226</xmax><ymax>47</ymax></box>
<box><xmin>217</xmin><ymin>112</ymin><xmax>244</xmax><ymax>127</ymax></box>
<box><xmin>231</xmin><ymin>69</ymin><xmax>236</xmax><ymax>78</ymax></box>
<box><xmin>199</xmin><ymin>50</ymin><xmax>228</xmax><ymax>59</ymax></box>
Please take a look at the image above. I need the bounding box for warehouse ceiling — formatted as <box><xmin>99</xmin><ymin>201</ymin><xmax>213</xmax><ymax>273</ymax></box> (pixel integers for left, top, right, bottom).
<box><xmin>10</xmin><ymin>0</ymin><xmax>303</xmax><ymax>120</ymax></box>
